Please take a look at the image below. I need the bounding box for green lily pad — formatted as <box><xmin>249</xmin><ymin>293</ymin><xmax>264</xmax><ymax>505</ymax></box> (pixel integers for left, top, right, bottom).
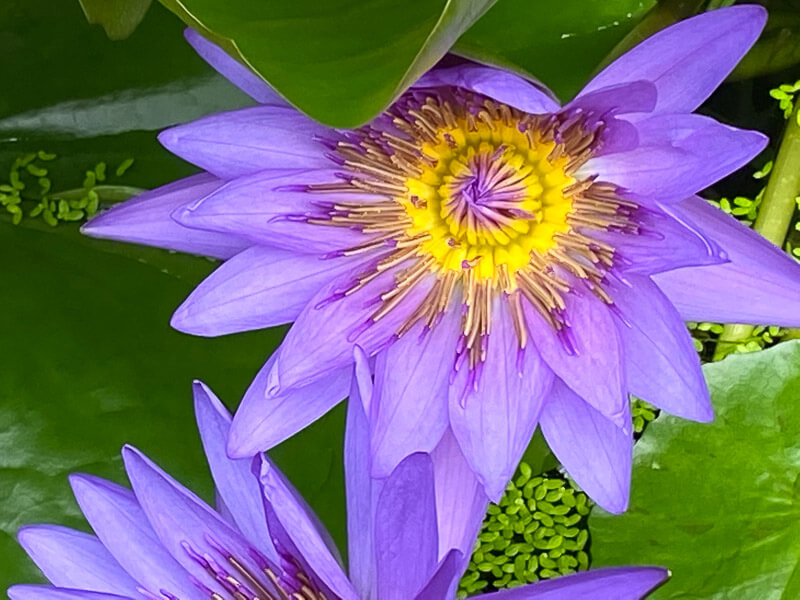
<box><xmin>454</xmin><ymin>0</ymin><xmax>656</xmax><ymax>102</ymax></box>
<box><xmin>157</xmin><ymin>0</ymin><xmax>497</xmax><ymax>127</ymax></box>
<box><xmin>590</xmin><ymin>340</ymin><xmax>800</xmax><ymax>599</ymax></box>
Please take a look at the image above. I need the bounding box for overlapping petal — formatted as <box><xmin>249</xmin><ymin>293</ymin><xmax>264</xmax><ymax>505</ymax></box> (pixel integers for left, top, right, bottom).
<box><xmin>584</xmin><ymin>113</ymin><xmax>767</xmax><ymax>203</ymax></box>
<box><xmin>158</xmin><ymin>105</ymin><xmax>332</xmax><ymax>179</ymax></box>
<box><xmin>184</xmin><ymin>29</ymin><xmax>287</xmax><ymax>106</ymax></box>
<box><xmin>256</xmin><ymin>457</ymin><xmax>358</xmax><ymax>600</ymax></box>
<box><xmin>449</xmin><ymin>301</ymin><xmax>553</xmax><ymax>501</ymax></box>
<box><xmin>539</xmin><ymin>380</ymin><xmax>632</xmax><ymax>514</ymax></box>
<box><xmin>271</xmin><ymin>266</ymin><xmax>435</xmax><ymax>392</ymax></box>
<box><xmin>174</xmin><ymin>169</ymin><xmax>371</xmax><ymax>252</ymax></box>
<box><xmin>374</xmin><ymin>454</ymin><xmax>439</xmax><ymax>600</ymax></box>
<box><xmin>15</xmin><ymin>527</ymin><xmax>140</xmax><ymax>597</ymax></box>
<box><xmin>608</xmin><ymin>273</ymin><xmax>712</xmax><ymax>422</ymax></box>
<box><xmin>526</xmin><ymin>286</ymin><xmax>628</xmax><ymax>428</ymax></box>
<box><xmin>121</xmin><ymin>446</ymin><xmax>267</xmax><ymax>589</ymax></box>
<box><xmin>415</xmin><ymin>65</ymin><xmax>560</xmax><ymax>114</ymax></box>
<box><xmin>68</xmin><ymin>474</ymin><xmax>203</xmax><ymax>600</ymax></box>
<box><xmin>227</xmin><ymin>353</ymin><xmax>350</xmax><ymax>457</ymax></box>
<box><xmin>171</xmin><ymin>246</ymin><xmax>360</xmax><ymax>336</ymax></box>
<box><xmin>369</xmin><ymin>311</ymin><xmax>461</xmax><ymax>478</ymax></box>
<box><xmin>192</xmin><ymin>381</ymin><xmax>275</xmax><ymax>558</ymax></box>
<box><xmin>81</xmin><ymin>173</ymin><xmax>247</xmax><ymax>259</ymax></box>
<box><xmin>655</xmin><ymin>196</ymin><xmax>800</xmax><ymax>326</ymax></box>
<box><xmin>581</xmin><ymin>4</ymin><xmax>767</xmax><ymax>112</ymax></box>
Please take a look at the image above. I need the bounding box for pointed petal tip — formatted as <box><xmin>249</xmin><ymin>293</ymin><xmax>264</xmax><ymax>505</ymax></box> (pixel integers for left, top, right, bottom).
<box><xmin>193</xmin><ymin>379</ymin><xmax>233</xmax><ymax>428</ymax></box>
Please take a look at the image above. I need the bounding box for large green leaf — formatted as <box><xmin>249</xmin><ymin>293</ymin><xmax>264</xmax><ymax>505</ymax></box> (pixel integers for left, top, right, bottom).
<box><xmin>590</xmin><ymin>341</ymin><xmax>800</xmax><ymax>599</ymax></box>
<box><xmin>156</xmin><ymin>0</ymin><xmax>496</xmax><ymax>127</ymax></box>
<box><xmin>453</xmin><ymin>0</ymin><xmax>656</xmax><ymax>101</ymax></box>
<box><xmin>78</xmin><ymin>0</ymin><xmax>153</xmax><ymax>40</ymax></box>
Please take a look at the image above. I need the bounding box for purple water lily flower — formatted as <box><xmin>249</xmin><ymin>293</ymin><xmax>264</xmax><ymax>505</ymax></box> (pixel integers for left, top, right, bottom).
<box><xmin>7</xmin><ymin>371</ymin><xmax>668</xmax><ymax>600</ymax></box>
<box><xmin>82</xmin><ymin>5</ymin><xmax>800</xmax><ymax>512</ymax></box>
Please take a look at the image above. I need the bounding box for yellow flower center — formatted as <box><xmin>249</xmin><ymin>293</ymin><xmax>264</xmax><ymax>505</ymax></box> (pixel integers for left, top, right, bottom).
<box><xmin>401</xmin><ymin>118</ymin><xmax>575</xmax><ymax>281</ymax></box>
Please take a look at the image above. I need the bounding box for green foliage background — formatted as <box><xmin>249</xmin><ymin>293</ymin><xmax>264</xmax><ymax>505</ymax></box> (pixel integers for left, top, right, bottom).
<box><xmin>3</xmin><ymin>1</ymin><xmax>800</xmax><ymax>598</ymax></box>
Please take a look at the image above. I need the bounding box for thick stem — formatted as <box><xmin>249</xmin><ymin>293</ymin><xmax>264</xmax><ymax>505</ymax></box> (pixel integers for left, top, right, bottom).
<box><xmin>714</xmin><ymin>101</ymin><xmax>800</xmax><ymax>359</ymax></box>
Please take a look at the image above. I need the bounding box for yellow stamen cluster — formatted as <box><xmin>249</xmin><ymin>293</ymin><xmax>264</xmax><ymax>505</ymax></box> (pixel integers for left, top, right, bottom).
<box><xmin>306</xmin><ymin>90</ymin><xmax>637</xmax><ymax>374</ymax></box>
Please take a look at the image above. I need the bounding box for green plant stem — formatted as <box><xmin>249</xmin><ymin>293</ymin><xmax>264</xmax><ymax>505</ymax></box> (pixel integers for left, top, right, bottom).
<box><xmin>591</xmin><ymin>0</ymin><xmax>705</xmax><ymax>76</ymax></box>
<box><xmin>714</xmin><ymin>102</ymin><xmax>800</xmax><ymax>360</ymax></box>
